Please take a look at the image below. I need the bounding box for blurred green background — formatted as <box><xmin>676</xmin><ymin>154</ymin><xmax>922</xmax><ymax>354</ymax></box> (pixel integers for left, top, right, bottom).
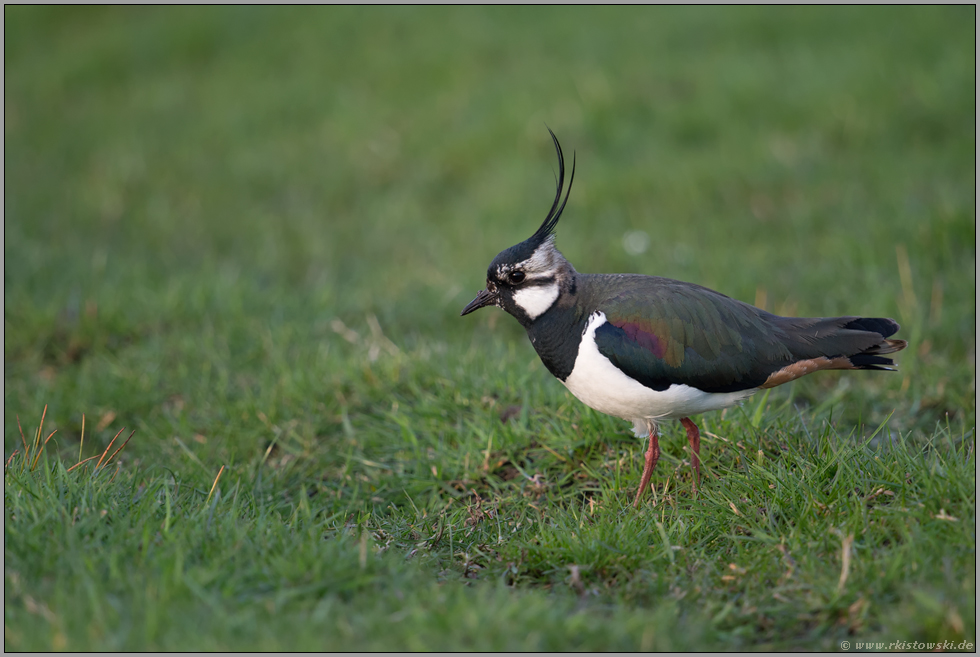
<box><xmin>6</xmin><ymin>6</ymin><xmax>974</xmax><ymax>439</ymax></box>
<box><xmin>6</xmin><ymin>6</ymin><xmax>975</xmax><ymax>424</ymax></box>
<box><xmin>4</xmin><ymin>6</ymin><xmax>975</xmax><ymax>651</ymax></box>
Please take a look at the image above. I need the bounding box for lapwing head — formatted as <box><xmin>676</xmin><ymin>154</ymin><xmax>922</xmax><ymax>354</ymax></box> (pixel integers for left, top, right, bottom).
<box><xmin>461</xmin><ymin>130</ymin><xmax>577</xmax><ymax>327</ymax></box>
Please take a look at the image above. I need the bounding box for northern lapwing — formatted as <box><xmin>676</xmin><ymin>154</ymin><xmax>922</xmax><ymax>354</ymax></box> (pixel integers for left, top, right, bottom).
<box><xmin>461</xmin><ymin>131</ymin><xmax>908</xmax><ymax>507</ymax></box>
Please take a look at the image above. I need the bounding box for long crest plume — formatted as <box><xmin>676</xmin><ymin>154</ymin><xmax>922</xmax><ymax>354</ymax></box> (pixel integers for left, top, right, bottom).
<box><xmin>528</xmin><ymin>128</ymin><xmax>576</xmax><ymax>245</ymax></box>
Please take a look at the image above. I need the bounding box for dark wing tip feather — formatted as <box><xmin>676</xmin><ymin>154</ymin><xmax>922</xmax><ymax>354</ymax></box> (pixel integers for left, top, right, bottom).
<box><xmin>842</xmin><ymin>317</ymin><xmax>901</xmax><ymax>338</ymax></box>
<box><xmin>529</xmin><ymin>128</ymin><xmax>576</xmax><ymax>243</ymax></box>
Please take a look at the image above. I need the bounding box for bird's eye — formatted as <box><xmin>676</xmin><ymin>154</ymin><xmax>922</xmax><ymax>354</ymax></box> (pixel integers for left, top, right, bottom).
<box><xmin>509</xmin><ymin>271</ymin><xmax>526</xmax><ymax>284</ymax></box>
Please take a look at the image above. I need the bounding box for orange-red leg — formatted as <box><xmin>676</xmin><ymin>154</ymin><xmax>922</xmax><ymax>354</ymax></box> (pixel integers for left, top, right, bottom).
<box><xmin>632</xmin><ymin>424</ymin><xmax>660</xmax><ymax>508</ymax></box>
<box><xmin>680</xmin><ymin>417</ymin><xmax>701</xmax><ymax>493</ymax></box>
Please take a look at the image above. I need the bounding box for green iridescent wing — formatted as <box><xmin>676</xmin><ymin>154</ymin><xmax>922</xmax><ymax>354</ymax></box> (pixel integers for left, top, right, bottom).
<box><xmin>592</xmin><ymin>277</ymin><xmax>789</xmax><ymax>393</ymax></box>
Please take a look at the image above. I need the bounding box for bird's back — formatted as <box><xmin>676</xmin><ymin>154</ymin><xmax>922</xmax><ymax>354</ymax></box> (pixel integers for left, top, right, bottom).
<box><xmin>572</xmin><ymin>273</ymin><xmax>905</xmax><ymax>394</ymax></box>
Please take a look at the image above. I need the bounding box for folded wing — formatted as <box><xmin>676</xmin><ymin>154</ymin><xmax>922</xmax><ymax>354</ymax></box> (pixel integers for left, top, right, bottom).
<box><xmin>592</xmin><ymin>277</ymin><xmax>905</xmax><ymax>394</ymax></box>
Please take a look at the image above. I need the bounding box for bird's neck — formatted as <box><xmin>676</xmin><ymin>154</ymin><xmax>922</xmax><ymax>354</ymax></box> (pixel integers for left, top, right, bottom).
<box><xmin>524</xmin><ymin>271</ymin><xmax>589</xmax><ymax>381</ymax></box>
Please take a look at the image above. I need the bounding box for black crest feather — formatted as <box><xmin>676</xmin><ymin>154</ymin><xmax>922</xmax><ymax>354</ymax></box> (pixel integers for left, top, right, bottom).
<box><xmin>529</xmin><ymin>129</ymin><xmax>576</xmax><ymax>245</ymax></box>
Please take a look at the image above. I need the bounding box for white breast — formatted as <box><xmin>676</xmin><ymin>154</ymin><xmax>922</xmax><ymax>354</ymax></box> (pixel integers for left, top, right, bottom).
<box><xmin>561</xmin><ymin>311</ymin><xmax>758</xmax><ymax>432</ymax></box>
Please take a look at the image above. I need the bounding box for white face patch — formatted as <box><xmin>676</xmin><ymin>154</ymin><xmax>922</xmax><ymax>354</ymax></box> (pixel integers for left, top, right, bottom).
<box><xmin>512</xmin><ymin>282</ymin><xmax>560</xmax><ymax>320</ymax></box>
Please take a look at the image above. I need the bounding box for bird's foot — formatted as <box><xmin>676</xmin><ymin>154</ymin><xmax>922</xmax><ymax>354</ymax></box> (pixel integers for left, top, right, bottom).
<box><xmin>632</xmin><ymin>425</ymin><xmax>660</xmax><ymax>508</ymax></box>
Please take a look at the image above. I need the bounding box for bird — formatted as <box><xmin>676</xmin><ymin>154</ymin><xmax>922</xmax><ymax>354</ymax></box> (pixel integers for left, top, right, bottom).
<box><xmin>460</xmin><ymin>130</ymin><xmax>908</xmax><ymax>507</ymax></box>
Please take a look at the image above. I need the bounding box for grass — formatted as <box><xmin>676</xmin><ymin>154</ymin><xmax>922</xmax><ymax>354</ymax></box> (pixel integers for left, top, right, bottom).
<box><xmin>4</xmin><ymin>5</ymin><xmax>975</xmax><ymax>651</ymax></box>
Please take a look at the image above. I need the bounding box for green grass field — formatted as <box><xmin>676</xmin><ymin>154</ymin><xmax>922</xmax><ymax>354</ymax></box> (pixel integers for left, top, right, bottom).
<box><xmin>4</xmin><ymin>6</ymin><xmax>975</xmax><ymax>651</ymax></box>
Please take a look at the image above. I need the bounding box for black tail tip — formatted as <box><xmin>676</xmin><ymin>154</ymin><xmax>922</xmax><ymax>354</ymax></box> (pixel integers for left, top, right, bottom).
<box><xmin>849</xmin><ymin>353</ymin><xmax>898</xmax><ymax>370</ymax></box>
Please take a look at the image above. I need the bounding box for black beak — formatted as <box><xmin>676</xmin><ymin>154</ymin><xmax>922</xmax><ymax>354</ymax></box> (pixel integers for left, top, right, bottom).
<box><xmin>460</xmin><ymin>288</ymin><xmax>498</xmax><ymax>316</ymax></box>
